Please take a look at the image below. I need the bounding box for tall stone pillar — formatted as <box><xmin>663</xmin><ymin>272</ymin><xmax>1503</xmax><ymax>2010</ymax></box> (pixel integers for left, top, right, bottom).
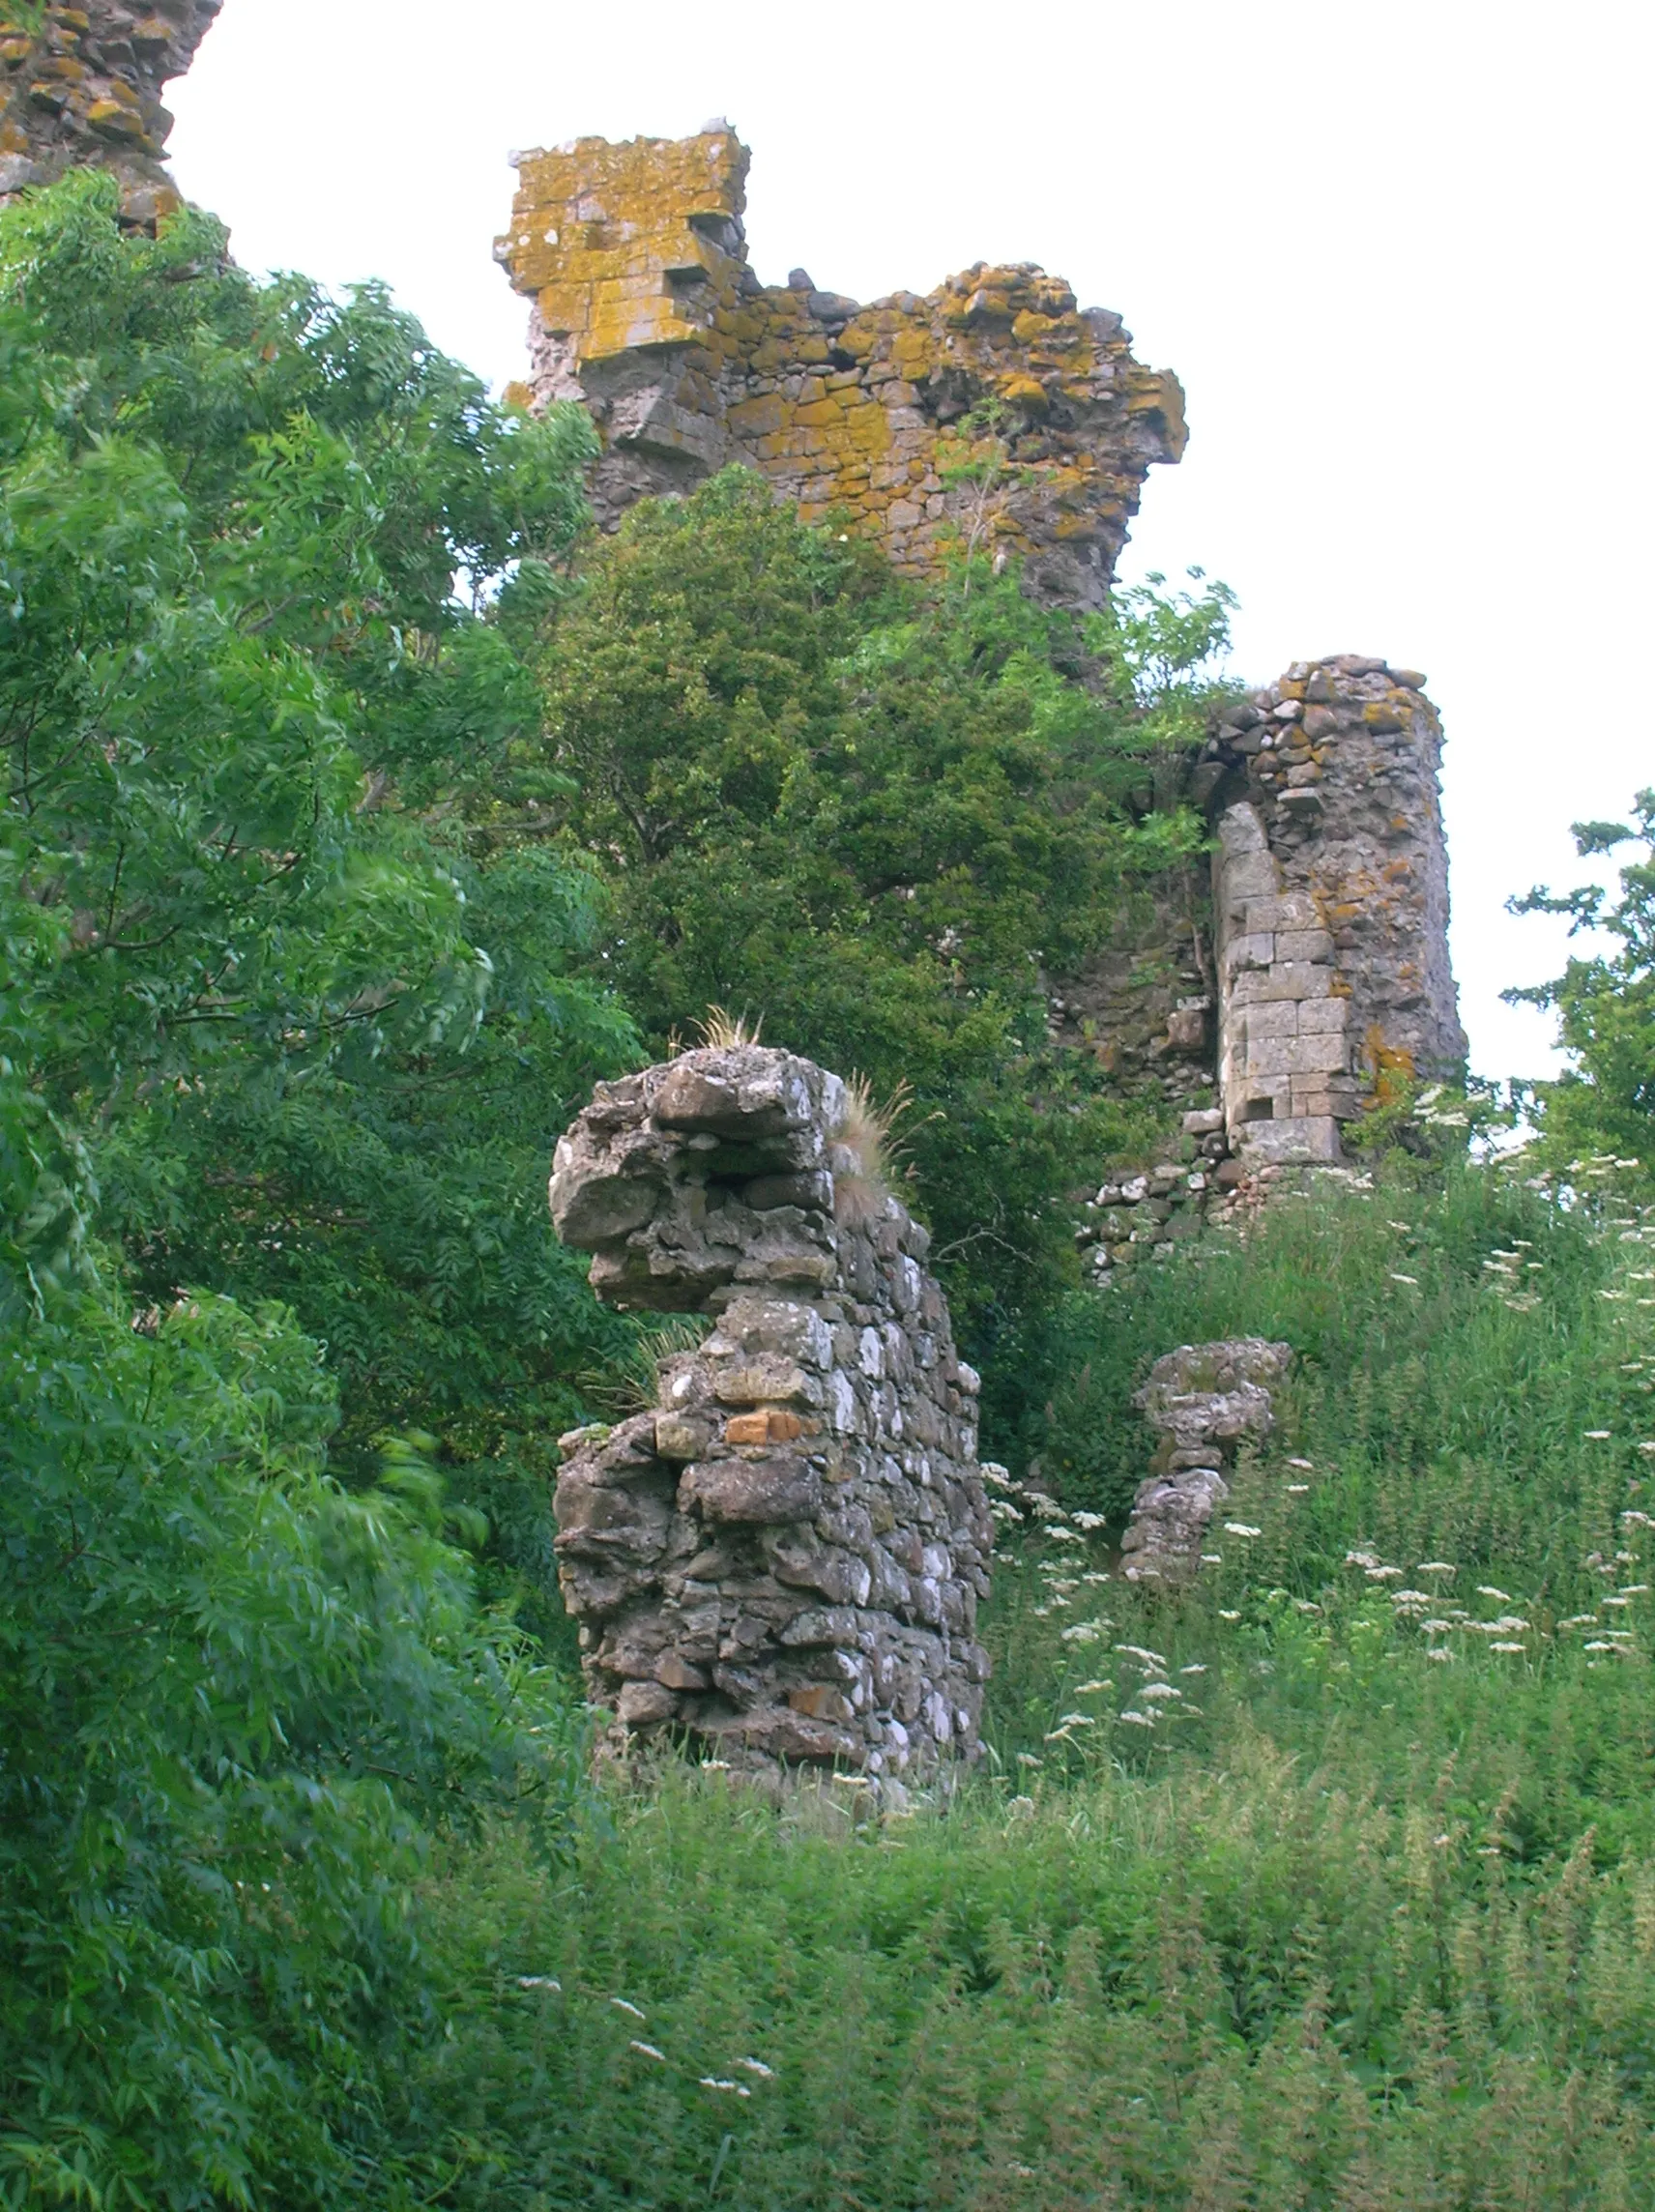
<box><xmin>1211</xmin><ymin>655</ymin><xmax>1466</xmax><ymax>1164</ymax></box>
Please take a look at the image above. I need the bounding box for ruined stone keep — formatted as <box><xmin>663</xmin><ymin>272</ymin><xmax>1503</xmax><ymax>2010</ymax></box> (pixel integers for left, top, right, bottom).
<box><xmin>495</xmin><ymin>125</ymin><xmax>1187</xmax><ymax>611</ymax></box>
<box><xmin>548</xmin><ymin>1044</ymin><xmax>994</xmax><ymax>1790</ymax></box>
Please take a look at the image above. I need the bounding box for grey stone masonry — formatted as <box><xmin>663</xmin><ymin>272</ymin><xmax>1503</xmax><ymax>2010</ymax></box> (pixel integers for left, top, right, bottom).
<box><xmin>1121</xmin><ymin>1339</ymin><xmax>1292</xmax><ymax>1585</ymax></box>
<box><xmin>1209</xmin><ymin>656</ymin><xmax>1466</xmax><ymax>1165</ymax></box>
<box><xmin>547</xmin><ymin>1043</ymin><xmax>993</xmax><ymax>1792</ymax></box>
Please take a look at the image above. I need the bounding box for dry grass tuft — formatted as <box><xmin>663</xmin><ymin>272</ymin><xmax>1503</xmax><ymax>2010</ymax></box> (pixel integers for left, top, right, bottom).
<box><xmin>694</xmin><ymin>1005</ymin><xmax>764</xmax><ymax>1052</ymax></box>
<box><xmin>830</xmin><ymin>1074</ymin><xmax>913</xmax><ymax>1222</ymax></box>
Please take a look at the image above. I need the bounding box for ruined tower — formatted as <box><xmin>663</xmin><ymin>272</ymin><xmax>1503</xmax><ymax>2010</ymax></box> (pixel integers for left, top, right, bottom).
<box><xmin>495</xmin><ymin>124</ymin><xmax>1187</xmax><ymax>610</ymax></box>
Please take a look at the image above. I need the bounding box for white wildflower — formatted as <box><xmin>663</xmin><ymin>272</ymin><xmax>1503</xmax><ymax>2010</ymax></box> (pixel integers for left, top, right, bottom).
<box><xmin>1287</xmin><ymin>1483</ymin><xmax>1310</xmax><ymax>1494</ymax></box>
<box><xmin>1287</xmin><ymin>1457</ymin><xmax>1315</xmax><ymax>1470</ymax></box>
<box><xmin>1366</xmin><ymin>1565</ymin><xmax>1404</xmax><ymax>1581</ymax></box>
<box><xmin>1224</xmin><ymin>1522</ymin><xmax>1263</xmax><ymax>1538</ymax></box>
<box><xmin>1179</xmin><ymin>1663</ymin><xmax>1207</xmax><ymax>1675</ymax></box>
<box><xmin>629</xmin><ymin>2041</ymin><xmax>667</xmax><ymax>2062</ymax></box>
<box><xmin>1219</xmin><ymin>1609</ymin><xmax>1242</xmax><ymax>1621</ymax></box>
<box><xmin>1477</xmin><ymin>1586</ymin><xmax>1512</xmax><ymax>1602</ymax></box>
<box><xmin>699</xmin><ymin>2079</ymin><xmax>751</xmax><ymax>2097</ymax></box>
<box><xmin>1115</xmin><ymin>1644</ymin><xmax>1169</xmax><ymax>1669</ymax></box>
<box><xmin>1426</xmin><ymin>1647</ymin><xmax>1453</xmax><ymax>1662</ymax></box>
<box><xmin>1389</xmin><ymin>1273</ymin><xmax>1419</xmax><ymax>1286</ymax></box>
<box><xmin>1139</xmin><ymin>1683</ymin><xmax>1182</xmax><ymax>1702</ymax></box>
<box><xmin>737</xmin><ymin>2057</ymin><xmax>774</xmax><ymax>2079</ymax></box>
<box><xmin>1417</xmin><ymin>1562</ymin><xmax>1457</xmax><ymax>1575</ymax></box>
<box><xmin>1490</xmin><ymin>1641</ymin><xmax>1526</xmax><ymax>1653</ymax></box>
<box><xmin>1583</xmin><ymin>1430</ymin><xmax>1613</xmax><ymax>1441</ymax></box>
<box><xmin>517</xmin><ymin>1976</ymin><xmax>562</xmax><ymax>1992</ymax></box>
<box><xmin>610</xmin><ymin>1998</ymin><xmax>647</xmax><ymax>2022</ymax></box>
<box><xmin>1118</xmin><ymin>1710</ymin><xmax>1155</xmax><ymax>1727</ymax></box>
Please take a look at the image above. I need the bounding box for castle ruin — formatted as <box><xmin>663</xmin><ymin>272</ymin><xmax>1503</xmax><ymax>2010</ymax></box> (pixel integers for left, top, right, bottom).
<box><xmin>500</xmin><ymin>122</ymin><xmax>1467</xmax><ymax>1171</ymax></box>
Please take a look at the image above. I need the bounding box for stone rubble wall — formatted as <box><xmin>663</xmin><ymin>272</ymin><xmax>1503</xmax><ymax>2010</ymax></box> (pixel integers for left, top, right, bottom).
<box><xmin>1207</xmin><ymin>655</ymin><xmax>1467</xmax><ymax>1168</ymax></box>
<box><xmin>496</xmin><ymin>126</ymin><xmax>1186</xmax><ymax>610</ymax></box>
<box><xmin>547</xmin><ymin>1043</ymin><xmax>993</xmax><ymax>1792</ymax></box>
<box><xmin>0</xmin><ymin>1</ymin><xmax>220</xmax><ymax>228</ymax></box>
<box><xmin>1120</xmin><ymin>1338</ymin><xmax>1292</xmax><ymax>1584</ymax></box>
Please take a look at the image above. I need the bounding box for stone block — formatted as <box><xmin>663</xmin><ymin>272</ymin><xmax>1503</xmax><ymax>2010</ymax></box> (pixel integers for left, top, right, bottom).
<box><xmin>1275</xmin><ymin>929</ymin><xmax>1334</xmax><ymax>964</ymax></box>
<box><xmin>1238</xmin><ymin>999</ymin><xmax>1298</xmax><ymax>1040</ymax></box>
<box><xmin>1246</xmin><ymin>1032</ymin><xmax>1351</xmax><ymax>1078</ymax></box>
<box><xmin>723</xmin><ymin>1409</ymin><xmax>806</xmax><ymax>1445</ymax></box>
<box><xmin>1223</xmin><ymin>931</ymin><xmax>1274</xmax><ymax>974</ymax></box>
<box><xmin>1235</xmin><ymin>1116</ymin><xmax>1343</xmax><ymax>1164</ymax></box>
<box><xmin>1244</xmin><ymin>892</ymin><xmax>1320</xmax><ymax>933</ymax></box>
<box><xmin>1296</xmin><ymin>997</ymin><xmax>1350</xmax><ymax>1034</ymax></box>
<box><xmin>1231</xmin><ymin>964</ymin><xmax>1334</xmax><ymax>1005</ymax></box>
<box><xmin>1220</xmin><ymin>854</ymin><xmax>1282</xmax><ymax>909</ymax></box>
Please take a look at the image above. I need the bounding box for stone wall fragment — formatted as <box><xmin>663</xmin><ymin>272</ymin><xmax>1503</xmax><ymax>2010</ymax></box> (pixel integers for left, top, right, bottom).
<box><xmin>549</xmin><ymin>1042</ymin><xmax>992</xmax><ymax>1793</ymax></box>
<box><xmin>0</xmin><ymin>1</ymin><xmax>220</xmax><ymax>229</ymax></box>
<box><xmin>1208</xmin><ymin>658</ymin><xmax>1466</xmax><ymax>1166</ymax></box>
<box><xmin>1120</xmin><ymin>1338</ymin><xmax>1292</xmax><ymax>1584</ymax></box>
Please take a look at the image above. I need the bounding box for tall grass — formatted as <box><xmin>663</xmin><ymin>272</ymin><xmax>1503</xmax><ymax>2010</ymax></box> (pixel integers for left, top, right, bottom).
<box><xmin>379</xmin><ymin>1158</ymin><xmax>1655</xmax><ymax>2207</ymax></box>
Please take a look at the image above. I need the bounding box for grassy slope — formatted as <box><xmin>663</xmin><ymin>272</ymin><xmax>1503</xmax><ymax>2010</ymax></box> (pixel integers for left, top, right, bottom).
<box><xmin>381</xmin><ymin>1157</ymin><xmax>1655</xmax><ymax>2208</ymax></box>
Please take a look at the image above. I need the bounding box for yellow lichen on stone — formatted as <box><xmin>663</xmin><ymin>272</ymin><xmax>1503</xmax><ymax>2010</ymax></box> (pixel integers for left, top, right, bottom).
<box><xmin>502</xmin><ymin>129</ymin><xmax>747</xmax><ymax>365</ymax></box>
<box><xmin>499</xmin><ymin>127</ymin><xmax>1186</xmax><ymax>608</ymax></box>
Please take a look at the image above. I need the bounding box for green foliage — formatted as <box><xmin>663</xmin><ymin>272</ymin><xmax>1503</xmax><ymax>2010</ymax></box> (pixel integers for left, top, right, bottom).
<box><xmin>521</xmin><ymin>470</ymin><xmax>1228</xmax><ymax>1347</ymax></box>
<box><xmin>0</xmin><ymin>176</ymin><xmax>613</xmax><ymax>2201</ymax></box>
<box><xmin>367</xmin><ymin>1162</ymin><xmax>1655</xmax><ymax>2209</ymax></box>
<box><xmin>0</xmin><ymin>173</ymin><xmax>639</xmax><ymax>1629</ymax></box>
<box><xmin>0</xmin><ymin>874</ymin><xmax>588</xmax><ymax>2208</ymax></box>
<box><xmin>1508</xmin><ymin>789</ymin><xmax>1655</xmax><ymax>1182</ymax></box>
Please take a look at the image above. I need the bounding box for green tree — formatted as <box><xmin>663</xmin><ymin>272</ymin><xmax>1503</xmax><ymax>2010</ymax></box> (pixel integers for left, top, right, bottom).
<box><xmin>1</xmin><ymin>173</ymin><xmax>641</xmax><ymax>1632</ymax></box>
<box><xmin>516</xmin><ymin>469</ymin><xmax>1234</xmax><ymax>1365</ymax></box>
<box><xmin>1507</xmin><ymin>789</ymin><xmax>1655</xmax><ymax>1179</ymax></box>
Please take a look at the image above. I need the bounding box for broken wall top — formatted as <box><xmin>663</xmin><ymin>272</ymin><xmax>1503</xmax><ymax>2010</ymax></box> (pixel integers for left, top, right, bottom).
<box><xmin>498</xmin><ymin>125</ymin><xmax>1186</xmax><ymax>609</ymax></box>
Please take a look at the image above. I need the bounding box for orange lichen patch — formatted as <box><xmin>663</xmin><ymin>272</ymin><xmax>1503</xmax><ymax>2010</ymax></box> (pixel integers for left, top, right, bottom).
<box><xmin>724</xmin><ymin>1409</ymin><xmax>807</xmax><ymax>1446</ymax></box>
<box><xmin>1367</xmin><ymin>1033</ymin><xmax>1417</xmax><ymax>1101</ymax></box>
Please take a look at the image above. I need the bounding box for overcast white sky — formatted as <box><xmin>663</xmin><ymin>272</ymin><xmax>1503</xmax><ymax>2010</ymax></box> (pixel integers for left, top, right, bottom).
<box><xmin>166</xmin><ymin>0</ymin><xmax>1654</xmax><ymax>1085</ymax></box>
